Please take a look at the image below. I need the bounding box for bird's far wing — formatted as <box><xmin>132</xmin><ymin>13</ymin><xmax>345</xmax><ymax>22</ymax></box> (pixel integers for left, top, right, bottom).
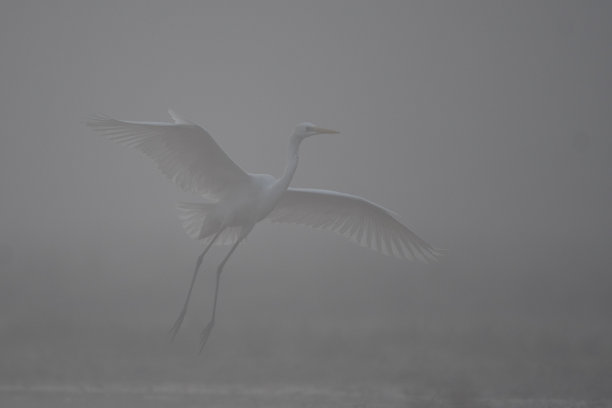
<box><xmin>87</xmin><ymin>111</ymin><xmax>249</xmax><ymax>197</ymax></box>
<box><xmin>267</xmin><ymin>188</ymin><xmax>442</xmax><ymax>262</ymax></box>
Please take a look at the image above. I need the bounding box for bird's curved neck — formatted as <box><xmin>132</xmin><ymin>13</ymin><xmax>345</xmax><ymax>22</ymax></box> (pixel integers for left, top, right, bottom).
<box><xmin>274</xmin><ymin>134</ymin><xmax>301</xmax><ymax>193</ymax></box>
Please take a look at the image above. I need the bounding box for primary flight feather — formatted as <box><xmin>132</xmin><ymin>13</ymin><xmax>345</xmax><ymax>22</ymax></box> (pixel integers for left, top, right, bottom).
<box><xmin>88</xmin><ymin>110</ymin><xmax>440</xmax><ymax>351</ymax></box>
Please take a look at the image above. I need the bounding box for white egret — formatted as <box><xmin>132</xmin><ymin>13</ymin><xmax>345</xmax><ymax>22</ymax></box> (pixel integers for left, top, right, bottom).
<box><xmin>88</xmin><ymin>110</ymin><xmax>441</xmax><ymax>351</ymax></box>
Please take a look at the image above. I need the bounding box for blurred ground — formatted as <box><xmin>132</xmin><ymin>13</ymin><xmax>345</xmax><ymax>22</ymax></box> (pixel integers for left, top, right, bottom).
<box><xmin>1</xmin><ymin>383</ymin><xmax>610</xmax><ymax>408</ymax></box>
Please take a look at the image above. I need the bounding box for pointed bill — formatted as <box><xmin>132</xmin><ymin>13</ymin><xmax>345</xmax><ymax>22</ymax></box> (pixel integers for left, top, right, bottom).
<box><xmin>313</xmin><ymin>126</ymin><xmax>339</xmax><ymax>134</ymax></box>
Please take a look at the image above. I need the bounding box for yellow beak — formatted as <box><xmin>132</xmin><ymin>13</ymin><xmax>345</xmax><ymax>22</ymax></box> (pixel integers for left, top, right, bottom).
<box><xmin>313</xmin><ymin>127</ymin><xmax>339</xmax><ymax>135</ymax></box>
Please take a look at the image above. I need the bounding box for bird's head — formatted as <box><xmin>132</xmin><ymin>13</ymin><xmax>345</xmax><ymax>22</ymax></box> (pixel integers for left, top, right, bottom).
<box><xmin>293</xmin><ymin>122</ymin><xmax>339</xmax><ymax>140</ymax></box>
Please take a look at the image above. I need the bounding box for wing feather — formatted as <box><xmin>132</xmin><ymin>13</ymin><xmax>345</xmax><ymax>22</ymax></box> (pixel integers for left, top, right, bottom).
<box><xmin>267</xmin><ymin>188</ymin><xmax>442</xmax><ymax>262</ymax></box>
<box><xmin>87</xmin><ymin>111</ymin><xmax>249</xmax><ymax>196</ymax></box>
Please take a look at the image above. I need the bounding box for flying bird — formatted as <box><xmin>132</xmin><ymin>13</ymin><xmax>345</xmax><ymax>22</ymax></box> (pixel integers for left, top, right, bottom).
<box><xmin>88</xmin><ymin>110</ymin><xmax>441</xmax><ymax>351</ymax></box>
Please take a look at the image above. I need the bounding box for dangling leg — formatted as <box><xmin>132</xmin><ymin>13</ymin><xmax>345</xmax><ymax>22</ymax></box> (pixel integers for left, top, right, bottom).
<box><xmin>169</xmin><ymin>229</ymin><xmax>223</xmax><ymax>340</ymax></box>
<box><xmin>199</xmin><ymin>234</ymin><xmax>246</xmax><ymax>352</ymax></box>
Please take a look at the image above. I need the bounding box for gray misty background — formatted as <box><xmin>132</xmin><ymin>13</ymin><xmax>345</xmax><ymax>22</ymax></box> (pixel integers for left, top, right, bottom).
<box><xmin>1</xmin><ymin>0</ymin><xmax>611</xmax><ymax>400</ymax></box>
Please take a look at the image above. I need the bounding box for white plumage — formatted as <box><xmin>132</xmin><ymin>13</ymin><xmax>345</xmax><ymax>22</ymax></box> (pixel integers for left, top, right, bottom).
<box><xmin>88</xmin><ymin>110</ymin><xmax>249</xmax><ymax>197</ymax></box>
<box><xmin>268</xmin><ymin>188</ymin><xmax>440</xmax><ymax>262</ymax></box>
<box><xmin>88</xmin><ymin>110</ymin><xmax>440</xmax><ymax>350</ymax></box>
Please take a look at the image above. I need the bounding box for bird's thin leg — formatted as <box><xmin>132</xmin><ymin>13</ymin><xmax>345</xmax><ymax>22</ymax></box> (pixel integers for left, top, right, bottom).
<box><xmin>199</xmin><ymin>235</ymin><xmax>245</xmax><ymax>353</ymax></box>
<box><xmin>169</xmin><ymin>229</ymin><xmax>223</xmax><ymax>340</ymax></box>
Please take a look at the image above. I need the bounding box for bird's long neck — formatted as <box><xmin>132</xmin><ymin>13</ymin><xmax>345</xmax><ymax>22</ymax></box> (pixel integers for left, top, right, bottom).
<box><xmin>274</xmin><ymin>134</ymin><xmax>301</xmax><ymax>194</ymax></box>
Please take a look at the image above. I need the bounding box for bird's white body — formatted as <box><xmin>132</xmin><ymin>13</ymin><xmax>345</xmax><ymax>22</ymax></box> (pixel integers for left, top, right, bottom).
<box><xmin>200</xmin><ymin>173</ymin><xmax>278</xmax><ymax>235</ymax></box>
<box><xmin>88</xmin><ymin>110</ymin><xmax>440</xmax><ymax>350</ymax></box>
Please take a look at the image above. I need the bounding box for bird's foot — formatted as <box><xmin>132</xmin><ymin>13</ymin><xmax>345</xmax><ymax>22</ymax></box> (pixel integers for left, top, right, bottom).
<box><xmin>168</xmin><ymin>308</ymin><xmax>187</xmax><ymax>341</ymax></box>
<box><xmin>199</xmin><ymin>321</ymin><xmax>215</xmax><ymax>353</ymax></box>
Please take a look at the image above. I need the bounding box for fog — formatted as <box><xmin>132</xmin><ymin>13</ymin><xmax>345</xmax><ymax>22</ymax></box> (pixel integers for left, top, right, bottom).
<box><xmin>1</xmin><ymin>0</ymin><xmax>611</xmax><ymax>404</ymax></box>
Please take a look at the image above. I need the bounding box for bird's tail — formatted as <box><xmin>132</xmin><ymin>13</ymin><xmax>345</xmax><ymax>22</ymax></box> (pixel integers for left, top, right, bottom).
<box><xmin>177</xmin><ymin>202</ymin><xmax>216</xmax><ymax>239</ymax></box>
<box><xmin>176</xmin><ymin>202</ymin><xmax>241</xmax><ymax>246</ymax></box>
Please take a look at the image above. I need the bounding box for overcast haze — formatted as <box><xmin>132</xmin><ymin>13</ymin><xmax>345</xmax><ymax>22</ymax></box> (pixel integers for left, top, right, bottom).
<box><xmin>1</xmin><ymin>0</ymin><xmax>612</xmax><ymax>404</ymax></box>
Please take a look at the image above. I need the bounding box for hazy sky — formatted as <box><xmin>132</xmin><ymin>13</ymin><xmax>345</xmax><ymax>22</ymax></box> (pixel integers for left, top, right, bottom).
<box><xmin>1</xmin><ymin>0</ymin><xmax>611</xmax><ymax>336</ymax></box>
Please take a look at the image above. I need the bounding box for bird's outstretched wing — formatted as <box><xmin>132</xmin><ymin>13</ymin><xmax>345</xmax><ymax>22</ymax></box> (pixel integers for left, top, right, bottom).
<box><xmin>267</xmin><ymin>188</ymin><xmax>441</xmax><ymax>262</ymax></box>
<box><xmin>88</xmin><ymin>110</ymin><xmax>249</xmax><ymax>197</ymax></box>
